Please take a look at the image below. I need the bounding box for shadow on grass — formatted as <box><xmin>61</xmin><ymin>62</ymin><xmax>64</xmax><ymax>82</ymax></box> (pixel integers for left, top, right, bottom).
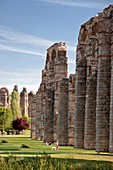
<box><xmin>0</xmin><ymin>151</ymin><xmax>58</xmax><ymax>155</ymax></box>
<box><xmin>0</xmin><ymin>148</ymin><xmax>19</xmax><ymax>151</ymax></box>
<box><xmin>0</xmin><ymin>151</ymin><xmax>112</xmax><ymax>160</ymax></box>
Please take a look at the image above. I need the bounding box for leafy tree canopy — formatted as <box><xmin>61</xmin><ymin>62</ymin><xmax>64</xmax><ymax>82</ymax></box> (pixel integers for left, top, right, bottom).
<box><xmin>0</xmin><ymin>107</ymin><xmax>13</xmax><ymax>130</ymax></box>
<box><xmin>11</xmin><ymin>90</ymin><xmax>21</xmax><ymax>119</ymax></box>
<box><xmin>12</xmin><ymin>118</ymin><xmax>29</xmax><ymax>131</ymax></box>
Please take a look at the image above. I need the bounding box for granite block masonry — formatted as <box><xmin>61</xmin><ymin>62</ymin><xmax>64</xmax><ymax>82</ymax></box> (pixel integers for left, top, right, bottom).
<box><xmin>31</xmin><ymin>42</ymin><xmax>76</xmax><ymax>146</ymax></box>
<box><xmin>74</xmin><ymin>5</ymin><xmax>113</xmax><ymax>153</ymax></box>
<box><xmin>36</xmin><ymin>42</ymin><xmax>68</xmax><ymax>143</ymax></box>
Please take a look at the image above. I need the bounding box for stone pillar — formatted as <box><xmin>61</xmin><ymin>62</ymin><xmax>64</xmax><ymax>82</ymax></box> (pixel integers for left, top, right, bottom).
<box><xmin>96</xmin><ymin>21</ymin><xmax>111</xmax><ymax>152</ymax></box>
<box><xmin>58</xmin><ymin>78</ymin><xmax>69</xmax><ymax>146</ymax></box>
<box><xmin>109</xmin><ymin>19</ymin><xmax>113</xmax><ymax>153</ymax></box>
<box><xmin>74</xmin><ymin>44</ymin><xmax>87</xmax><ymax>148</ymax></box>
<box><xmin>30</xmin><ymin>94</ymin><xmax>36</xmax><ymax>139</ymax></box>
<box><xmin>20</xmin><ymin>87</ymin><xmax>28</xmax><ymax>117</ymax></box>
<box><xmin>68</xmin><ymin>74</ymin><xmax>75</xmax><ymax>146</ymax></box>
<box><xmin>84</xmin><ymin>75</ymin><xmax>97</xmax><ymax>149</ymax></box>
<box><xmin>54</xmin><ymin>45</ymin><xmax>68</xmax><ymax>142</ymax></box>
<box><xmin>41</xmin><ymin>85</ymin><xmax>46</xmax><ymax>141</ymax></box>
<box><xmin>84</xmin><ymin>37</ymin><xmax>97</xmax><ymax>150</ymax></box>
<box><xmin>36</xmin><ymin>89</ymin><xmax>42</xmax><ymax>140</ymax></box>
<box><xmin>44</xmin><ymin>89</ymin><xmax>54</xmax><ymax>143</ymax></box>
<box><xmin>28</xmin><ymin>91</ymin><xmax>35</xmax><ymax>117</ymax></box>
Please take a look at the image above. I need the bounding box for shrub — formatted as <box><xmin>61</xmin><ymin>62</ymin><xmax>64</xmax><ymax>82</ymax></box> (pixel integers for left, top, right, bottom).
<box><xmin>12</xmin><ymin>118</ymin><xmax>29</xmax><ymax>132</ymax></box>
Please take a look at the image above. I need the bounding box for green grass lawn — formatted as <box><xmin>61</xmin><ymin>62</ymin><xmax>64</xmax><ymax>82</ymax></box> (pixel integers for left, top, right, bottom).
<box><xmin>0</xmin><ymin>135</ymin><xmax>113</xmax><ymax>163</ymax></box>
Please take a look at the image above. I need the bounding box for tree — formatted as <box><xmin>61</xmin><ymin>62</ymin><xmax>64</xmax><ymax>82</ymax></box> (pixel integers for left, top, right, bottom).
<box><xmin>23</xmin><ymin>115</ymin><xmax>30</xmax><ymax>124</ymax></box>
<box><xmin>12</xmin><ymin>118</ymin><xmax>29</xmax><ymax>131</ymax></box>
<box><xmin>0</xmin><ymin>107</ymin><xmax>13</xmax><ymax>131</ymax></box>
<box><xmin>11</xmin><ymin>87</ymin><xmax>21</xmax><ymax>119</ymax></box>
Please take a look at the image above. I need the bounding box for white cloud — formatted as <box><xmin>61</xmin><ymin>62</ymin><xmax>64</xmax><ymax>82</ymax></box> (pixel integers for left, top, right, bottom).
<box><xmin>39</xmin><ymin>0</ymin><xmax>107</xmax><ymax>9</ymax></box>
<box><xmin>0</xmin><ymin>26</ymin><xmax>55</xmax><ymax>57</ymax></box>
<box><xmin>0</xmin><ymin>26</ymin><xmax>76</xmax><ymax>92</ymax></box>
<box><xmin>0</xmin><ymin>26</ymin><xmax>53</xmax><ymax>47</ymax></box>
<box><xmin>0</xmin><ymin>26</ymin><xmax>76</xmax><ymax>61</ymax></box>
<box><xmin>0</xmin><ymin>44</ymin><xmax>45</xmax><ymax>57</ymax></box>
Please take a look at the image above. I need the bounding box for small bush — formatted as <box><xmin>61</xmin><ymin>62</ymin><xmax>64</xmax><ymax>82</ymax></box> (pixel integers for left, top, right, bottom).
<box><xmin>12</xmin><ymin>118</ymin><xmax>29</xmax><ymax>132</ymax></box>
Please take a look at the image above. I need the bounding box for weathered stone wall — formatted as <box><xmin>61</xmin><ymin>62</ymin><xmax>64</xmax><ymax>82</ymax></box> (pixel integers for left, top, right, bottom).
<box><xmin>0</xmin><ymin>87</ymin><xmax>10</xmax><ymax>108</ymax></box>
<box><xmin>20</xmin><ymin>87</ymin><xmax>28</xmax><ymax>117</ymax></box>
<box><xmin>74</xmin><ymin>5</ymin><xmax>113</xmax><ymax>152</ymax></box>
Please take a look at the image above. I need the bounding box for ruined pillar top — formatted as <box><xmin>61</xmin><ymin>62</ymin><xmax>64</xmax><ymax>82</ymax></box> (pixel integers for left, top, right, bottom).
<box><xmin>28</xmin><ymin>91</ymin><xmax>35</xmax><ymax>96</ymax></box>
<box><xmin>0</xmin><ymin>87</ymin><xmax>10</xmax><ymax>108</ymax></box>
<box><xmin>14</xmin><ymin>85</ymin><xmax>18</xmax><ymax>91</ymax></box>
<box><xmin>23</xmin><ymin>87</ymin><xmax>27</xmax><ymax>92</ymax></box>
<box><xmin>47</xmin><ymin>42</ymin><xmax>66</xmax><ymax>53</ymax></box>
<box><xmin>78</xmin><ymin>4</ymin><xmax>113</xmax><ymax>43</ymax></box>
<box><xmin>20</xmin><ymin>87</ymin><xmax>27</xmax><ymax>95</ymax></box>
<box><xmin>0</xmin><ymin>87</ymin><xmax>9</xmax><ymax>93</ymax></box>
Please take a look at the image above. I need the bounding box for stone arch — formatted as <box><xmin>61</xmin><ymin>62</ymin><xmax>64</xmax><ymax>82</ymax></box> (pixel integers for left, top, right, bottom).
<box><xmin>47</xmin><ymin>53</ymin><xmax>49</xmax><ymax>61</ymax></box>
<box><xmin>92</xmin><ymin>22</ymin><xmax>99</xmax><ymax>35</ymax></box>
<box><xmin>109</xmin><ymin>10</ymin><xmax>113</xmax><ymax>19</ymax></box>
<box><xmin>58</xmin><ymin>51</ymin><xmax>66</xmax><ymax>57</ymax></box>
<box><xmin>45</xmin><ymin>53</ymin><xmax>50</xmax><ymax>69</ymax></box>
<box><xmin>72</xmin><ymin>76</ymin><xmax>76</xmax><ymax>85</ymax></box>
<box><xmin>51</xmin><ymin>49</ymin><xmax>56</xmax><ymax>61</ymax></box>
<box><xmin>50</xmin><ymin>49</ymin><xmax>56</xmax><ymax>68</ymax></box>
<box><xmin>81</xmin><ymin>28</ymin><xmax>88</xmax><ymax>42</ymax></box>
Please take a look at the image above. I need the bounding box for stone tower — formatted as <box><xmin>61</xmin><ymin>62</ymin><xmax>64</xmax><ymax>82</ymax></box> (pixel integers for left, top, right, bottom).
<box><xmin>35</xmin><ymin>42</ymin><xmax>68</xmax><ymax>142</ymax></box>
<box><xmin>74</xmin><ymin>5</ymin><xmax>113</xmax><ymax>152</ymax></box>
<box><xmin>20</xmin><ymin>87</ymin><xmax>28</xmax><ymax>117</ymax></box>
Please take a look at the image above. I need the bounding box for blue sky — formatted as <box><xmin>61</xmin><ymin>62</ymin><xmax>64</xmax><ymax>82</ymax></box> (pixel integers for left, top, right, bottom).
<box><xmin>0</xmin><ymin>0</ymin><xmax>112</xmax><ymax>93</ymax></box>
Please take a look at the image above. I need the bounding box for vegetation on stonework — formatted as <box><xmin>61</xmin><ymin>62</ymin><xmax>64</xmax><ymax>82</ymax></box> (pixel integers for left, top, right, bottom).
<box><xmin>11</xmin><ymin>89</ymin><xmax>21</xmax><ymax>120</ymax></box>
